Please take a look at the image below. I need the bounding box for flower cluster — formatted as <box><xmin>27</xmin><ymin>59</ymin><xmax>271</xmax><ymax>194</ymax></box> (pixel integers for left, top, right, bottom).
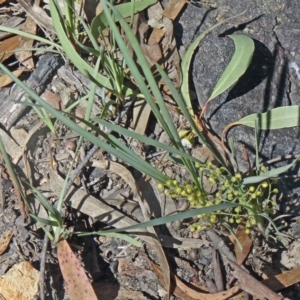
<box><xmin>158</xmin><ymin>162</ymin><xmax>279</xmax><ymax>234</ymax></box>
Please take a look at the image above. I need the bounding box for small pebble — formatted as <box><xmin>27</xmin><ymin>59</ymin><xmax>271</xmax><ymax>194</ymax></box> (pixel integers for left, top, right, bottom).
<box><xmin>188</xmin><ymin>249</ymin><xmax>200</xmax><ymax>261</ymax></box>
<box><xmin>65</xmin><ymin>140</ymin><xmax>76</xmax><ymax>151</ymax></box>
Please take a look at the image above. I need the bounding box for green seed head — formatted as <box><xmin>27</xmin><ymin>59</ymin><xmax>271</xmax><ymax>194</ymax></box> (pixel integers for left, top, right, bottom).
<box><xmin>272</xmin><ymin>188</ymin><xmax>279</xmax><ymax>194</ymax></box>
<box><xmin>164</xmin><ymin>189</ymin><xmax>170</xmax><ymax>195</ymax></box>
<box><xmin>229</xmin><ymin>217</ymin><xmax>235</xmax><ymax>224</ymax></box>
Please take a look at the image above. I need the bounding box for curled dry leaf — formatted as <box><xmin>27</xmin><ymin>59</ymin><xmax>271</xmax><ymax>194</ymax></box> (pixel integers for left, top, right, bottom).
<box><xmin>0</xmin><ymin>229</ymin><xmax>13</xmax><ymax>255</ymax></box>
<box><xmin>151</xmin><ymin>257</ymin><xmax>240</xmax><ymax>299</ymax></box>
<box><xmin>233</xmin><ymin>224</ymin><xmax>253</xmax><ymax>265</ymax></box>
<box><xmin>57</xmin><ymin>239</ymin><xmax>98</xmax><ymax>300</ymax></box>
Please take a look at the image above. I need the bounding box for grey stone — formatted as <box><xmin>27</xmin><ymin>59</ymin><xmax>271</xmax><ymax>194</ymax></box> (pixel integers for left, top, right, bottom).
<box><xmin>176</xmin><ymin>0</ymin><xmax>300</xmax><ymax>172</ymax></box>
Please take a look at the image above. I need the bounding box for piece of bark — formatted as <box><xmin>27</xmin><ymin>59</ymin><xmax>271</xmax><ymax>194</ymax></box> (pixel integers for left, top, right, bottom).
<box><xmin>0</xmin><ymin>54</ymin><xmax>62</xmax><ymax>129</ymax></box>
<box><xmin>212</xmin><ymin>249</ymin><xmax>224</xmax><ymax>292</ymax></box>
<box><xmin>206</xmin><ymin>229</ymin><xmax>237</xmax><ymax>262</ymax></box>
<box><xmin>228</xmin><ymin>259</ymin><xmax>282</xmax><ymax>300</ymax></box>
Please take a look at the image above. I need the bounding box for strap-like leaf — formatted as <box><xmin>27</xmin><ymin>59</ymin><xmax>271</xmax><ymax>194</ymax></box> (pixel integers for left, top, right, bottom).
<box><xmin>208</xmin><ymin>34</ymin><xmax>254</xmax><ymax>101</ymax></box>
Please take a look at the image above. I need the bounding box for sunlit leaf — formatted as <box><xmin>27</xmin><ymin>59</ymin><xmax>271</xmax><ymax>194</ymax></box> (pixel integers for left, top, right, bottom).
<box><xmin>208</xmin><ymin>34</ymin><xmax>254</xmax><ymax>101</ymax></box>
<box><xmin>229</xmin><ymin>106</ymin><xmax>300</xmax><ymax>130</ymax></box>
<box><xmin>243</xmin><ymin>157</ymin><xmax>299</xmax><ymax>185</ymax></box>
<box><xmin>180</xmin><ymin>12</ymin><xmax>247</xmax><ymax>114</ymax></box>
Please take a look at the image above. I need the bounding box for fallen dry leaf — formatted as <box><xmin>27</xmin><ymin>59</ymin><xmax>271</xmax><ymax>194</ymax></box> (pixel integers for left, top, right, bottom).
<box><xmin>228</xmin><ymin>259</ymin><xmax>282</xmax><ymax>300</ymax></box>
<box><xmin>0</xmin><ymin>229</ymin><xmax>13</xmax><ymax>255</ymax></box>
<box><xmin>0</xmin><ymin>68</ymin><xmax>24</xmax><ymax>87</ymax></box>
<box><xmin>15</xmin><ymin>13</ymin><xmax>37</xmax><ymax>69</ymax></box>
<box><xmin>263</xmin><ymin>265</ymin><xmax>300</xmax><ymax>292</ymax></box>
<box><xmin>151</xmin><ymin>259</ymin><xmax>239</xmax><ymax>300</ymax></box>
<box><xmin>233</xmin><ymin>224</ymin><xmax>253</xmax><ymax>265</ymax></box>
<box><xmin>148</xmin><ymin>27</ymin><xmax>165</xmax><ymax>45</ymax></box>
<box><xmin>0</xmin><ymin>36</ymin><xmax>20</xmax><ymax>62</ymax></box>
<box><xmin>131</xmin><ymin>99</ymin><xmax>152</xmax><ymax>135</ymax></box>
<box><xmin>163</xmin><ymin>0</ymin><xmax>187</xmax><ymax>20</ymax></box>
<box><xmin>233</xmin><ymin>266</ymin><xmax>300</xmax><ymax>299</ymax></box>
<box><xmin>0</xmin><ymin>261</ymin><xmax>39</xmax><ymax>300</ymax></box>
<box><xmin>57</xmin><ymin>239</ymin><xmax>98</xmax><ymax>300</ymax></box>
<box><xmin>41</xmin><ymin>90</ymin><xmax>63</xmax><ymax>110</ymax></box>
<box><xmin>173</xmin><ymin>274</ymin><xmax>240</xmax><ymax>300</ymax></box>
<box><xmin>0</xmin><ymin>127</ymin><xmax>23</xmax><ymax>163</ymax></box>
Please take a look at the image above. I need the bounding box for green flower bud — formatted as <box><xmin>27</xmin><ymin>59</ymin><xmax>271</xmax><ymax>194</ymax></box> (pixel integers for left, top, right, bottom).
<box><xmin>227</xmin><ymin>193</ymin><xmax>234</xmax><ymax>201</ymax></box>
<box><xmin>175</xmin><ymin>187</ymin><xmax>182</xmax><ymax>194</ymax></box>
<box><xmin>235</xmin><ymin>173</ymin><xmax>242</xmax><ymax>180</ymax></box>
<box><xmin>249</xmin><ymin>186</ymin><xmax>255</xmax><ymax>192</ymax></box>
<box><xmin>157</xmin><ymin>183</ymin><xmax>164</xmax><ymax>190</ymax></box>
<box><xmin>196</xmin><ymin>224</ymin><xmax>202</xmax><ymax>230</ymax></box>
<box><xmin>166</xmin><ymin>180</ymin><xmax>173</xmax><ymax>186</ymax></box>
<box><xmin>261</xmin><ymin>181</ymin><xmax>269</xmax><ymax>188</ymax></box>
<box><xmin>234</xmin><ymin>206</ymin><xmax>241</xmax><ymax>213</ymax></box>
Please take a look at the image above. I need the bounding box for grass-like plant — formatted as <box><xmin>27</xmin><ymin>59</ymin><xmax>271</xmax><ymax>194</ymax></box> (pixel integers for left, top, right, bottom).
<box><xmin>0</xmin><ymin>0</ymin><xmax>299</xmax><ymax>247</ymax></box>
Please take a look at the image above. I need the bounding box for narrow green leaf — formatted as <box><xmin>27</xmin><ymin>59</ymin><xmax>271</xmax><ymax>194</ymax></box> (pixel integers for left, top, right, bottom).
<box><xmin>254</xmin><ymin>119</ymin><xmax>260</xmax><ymax>174</ymax></box>
<box><xmin>243</xmin><ymin>157</ymin><xmax>299</xmax><ymax>185</ymax></box>
<box><xmin>91</xmin><ymin>0</ymin><xmax>157</xmax><ymax>38</ymax></box>
<box><xmin>30</xmin><ymin>186</ymin><xmax>63</xmax><ymax>225</ymax></box>
<box><xmin>102</xmin><ymin>203</ymin><xmax>238</xmax><ymax>233</ymax></box>
<box><xmin>231</xmin><ymin>106</ymin><xmax>300</xmax><ymax>130</ymax></box>
<box><xmin>180</xmin><ymin>11</ymin><xmax>247</xmax><ymax>111</ymax></box>
<box><xmin>208</xmin><ymin>34</ymin><xmax>254</xmax><ymax>101</ymax></box>
<box><xmin>49</xmin><ymin>0</ymin><xmax>133</xmax><ymax>96</ymax></box>
<box><xmin>180</xmin><ymin>23</ymin><xmax>225</xmax><ymax>113</ymax></box>
<box><xmin>0</xmin><ymin>62</ymin><xmax>168</xmax><ymax>183</ymax></box>
<box><xmin>30</xmin><ymin>214</ymin><xmax>59</xmax><ymax>227</ymax></box>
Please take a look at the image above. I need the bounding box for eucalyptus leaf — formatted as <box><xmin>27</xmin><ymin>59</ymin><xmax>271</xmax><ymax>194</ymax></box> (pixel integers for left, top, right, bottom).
<box><xmin>243</xmin><ymin>157</ymin><xmax>299</xmax><ymax>185</ymax></box>
<box><xmin>208</xmin><ymin>34</ymin><xmax>254</xmax><ymax>101</ymax></box>
<box><xmin>230</xmin><ymin>105</ymin><xmax>300</xmax><ymax>130</ymax></box>
<box><xmin>180</xmin><ymin>11</ymin><xmax>247</xmax><ymax>113</ymax></box>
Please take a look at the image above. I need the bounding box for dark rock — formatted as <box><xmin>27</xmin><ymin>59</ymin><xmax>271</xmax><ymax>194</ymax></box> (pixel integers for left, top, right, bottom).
<box><xmin>176</xmin><ymin>0</ymin><xmax>300</xmax><ymax>172</ymax></box>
